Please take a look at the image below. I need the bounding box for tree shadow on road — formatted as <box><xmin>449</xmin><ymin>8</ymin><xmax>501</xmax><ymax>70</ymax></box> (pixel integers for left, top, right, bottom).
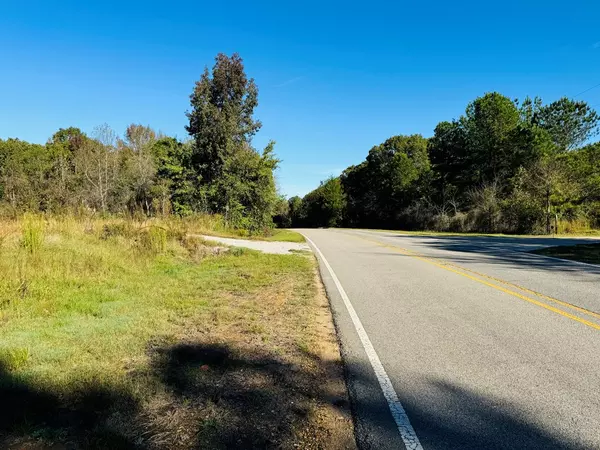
<box><xmin>1</xmin><ymin>342</ymin><xmax>591</xmax><ymax>449</ymax></box>
<box><xmin>402</xmin><ymin>377</ymin><xmax>587</xmax><ymax>450</ymax></box>
<box><xmin>343</xmin><ymin>358</ymin><xmax>588</xmax><ymax>450</ymax></box>
<box><xmin>380</xmin><ymin>233</ymin><xmax>600</xmax><ymax>276</ymax></box>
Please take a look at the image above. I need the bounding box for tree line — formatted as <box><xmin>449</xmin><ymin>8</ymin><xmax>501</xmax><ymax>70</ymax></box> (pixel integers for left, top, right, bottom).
<box><xmin>281</xmin><ymin>92</ymin><xmax>600</xmax><ymax>234</ymax></box>
<box><xmin>0</xmin><ymin>54</ymin><xmax>280</xmax><ymax>232</ymax></box>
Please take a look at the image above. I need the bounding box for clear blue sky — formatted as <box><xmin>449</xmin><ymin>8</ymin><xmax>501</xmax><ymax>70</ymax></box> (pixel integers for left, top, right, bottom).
<box><xmin>1</xmin><ymin>0</ymin><xmax>599</xmax><ymax>197</ymax></box>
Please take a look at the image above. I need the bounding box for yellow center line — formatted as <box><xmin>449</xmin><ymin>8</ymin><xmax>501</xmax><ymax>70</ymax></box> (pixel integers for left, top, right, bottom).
<box><xmin>440</xmin><ymin>260</ymin><xmax>600</xmax><ymax>321</ymax></box>
<box><xmin>341</xmin><ymin>231</ymin><xmax>600</xmax><ymax>331</ymax></box>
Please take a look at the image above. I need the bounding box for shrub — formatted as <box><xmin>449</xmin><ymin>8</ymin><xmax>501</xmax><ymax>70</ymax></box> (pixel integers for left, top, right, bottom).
<box><xmin>448</xmin><ymin>212</ymin><xmax>471</xmax><ymax>232</ymax></box>
<box><xmin>430</xmin><ymin>212</ymin><xmax>450</xmax><ymax>231</ymax></box>
<box><xmin>138</xmin><ymin>226</ymin><xmax>168</xmax><ymax>254</ymax></box>
<box><xmin>101</xmin><ymin>221</ymin><xmax>135</xmax><ymax>240</ymax></box>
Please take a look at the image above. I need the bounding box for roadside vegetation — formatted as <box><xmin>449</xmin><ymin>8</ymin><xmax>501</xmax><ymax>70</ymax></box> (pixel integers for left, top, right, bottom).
<box><xmin>0</xmin><ymin>53</ymin><xmax>289</xmax><ymax>235</ymax></box>
<box><xmin>0</xmin><ymin>53</ymin><xmax>350</xmax><ymax>448</ymax></box>
<box><xmin>287</xmin><ymin>94</ymin><xmax>600</xmax><ymax>235</ymax></box>
<box><xmin>0</xmin><ymin>215</ymin><xmax>352</xmax><ymax>448</ymax></box>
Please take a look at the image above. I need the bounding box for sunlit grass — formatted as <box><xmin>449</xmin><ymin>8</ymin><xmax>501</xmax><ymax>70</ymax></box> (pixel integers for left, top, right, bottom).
<box><xmin>0</xmin><ymin>215</ymin><xmax>312</xmax><ymax>393</ymax></box>
<box><xmin>261</xmin><ymin>229</ymin><xmax>305</xmax><ymax>242</ymax></box>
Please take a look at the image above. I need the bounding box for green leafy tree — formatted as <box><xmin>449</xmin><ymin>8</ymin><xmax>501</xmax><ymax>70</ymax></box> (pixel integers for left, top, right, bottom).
<box><xmin>428</xmin><ymin>120</ymin><xmax>468</xmax><ymax>207</ymax></box>
<box><xmin>534</xmin><ymin>97</ymin><xmax>599</xmax><ymax>152</ymax></box>
<box><xmin>186</xmin><ymin>53</ymin><xmax>261</xmax><ymax>184</ymax></box>
<box><xmin>301</xmin><ymin>177</ymin><xmax>345</xmax><ymax>227</ymax></box>
<box><xmin>463</xmin><ymin>92</ymin><xmax>525</xmax><ymax>184</ymax></box>
<box><xmin>152</xmin><ymin>137</ymin><xmax>195</xmax><ymax>215</ymax></box>
<box><xmin>0</xmin><ymin>139</ymin><xmax>51</xmax><ymax>211</ymax></box>
<box><xmin>287</xmin><ymin>196</ymin><xmax>304</xmax><ymax>226</ymax></box>
<box><xmin>342</xmin><ymin>135</ymin><xmax>429</xmax><ymax>228</ymax></box>
<box><xmin>46</xmin><ymin>127</ymin><xmax>88</xmax><ymax>210</ymax></box>
<box><xmin>185</xmin><ymin>53</ymin><xmax>278</xmax><ymax>230</ymax></box>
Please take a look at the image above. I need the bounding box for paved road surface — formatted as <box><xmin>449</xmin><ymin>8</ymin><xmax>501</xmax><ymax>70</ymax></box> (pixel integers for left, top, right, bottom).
<box><xmin>299</xmin><ymin>229</ymin><xmax>600</xmax><ymax>450</ymax></box>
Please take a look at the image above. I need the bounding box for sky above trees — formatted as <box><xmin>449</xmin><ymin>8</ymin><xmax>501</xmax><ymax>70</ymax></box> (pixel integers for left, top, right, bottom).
<box><xmin>1</xmin><ymin>0</ymin><xmax>600</xmax><ymax>197</ymax></box>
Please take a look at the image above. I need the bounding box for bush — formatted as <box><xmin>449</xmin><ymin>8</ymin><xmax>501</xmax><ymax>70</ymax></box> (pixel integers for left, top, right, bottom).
<box><xmin>139</xmin><ymin>226</ymin><xmax>168</xmax><ymax>254</ymax></box>
<box><xmin>101</xmin><ymin>221</ymin><xmax>135</xmax><ymax>240</ymax></box>
<box><xmin>500</xmin><ymin>198</ymin><xmax>544</xmax><ymax>234</ymax></box>
<box><xmin>448</xmin><ymin>212</ymin><xmax>471</xmax><ymax>232</ymax></box>
<box><xmin>430</xmin><ymin>212</ymin><xmax>450</xmax><ymax>231</ymax></box>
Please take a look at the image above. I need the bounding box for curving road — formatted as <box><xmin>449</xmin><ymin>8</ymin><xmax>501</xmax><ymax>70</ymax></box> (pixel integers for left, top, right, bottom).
<box><xmin>299</xmin><ymin>229</ymin><xmax>600</xmax><ymax>450</ymax></box>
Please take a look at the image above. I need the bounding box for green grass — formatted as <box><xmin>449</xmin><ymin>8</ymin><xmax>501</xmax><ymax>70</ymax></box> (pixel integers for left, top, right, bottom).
<box><xmin>0</xmin><ymin>225</ymin><xmax>307</xmax><ymax>387</ymax></box>
<box><xmin>0</xmin><ymin>216</ymin><xmax>348</xmax><ymax>448</ymax></box>
<box><xmin>532</xmin><ymin>243</ymin><xmax>600</xmax><ymax>265</ymax></box>
<box><xmin>262</xmin><ymin>229</ymin><xmax>305</xmax><ymax>242</ymax></box>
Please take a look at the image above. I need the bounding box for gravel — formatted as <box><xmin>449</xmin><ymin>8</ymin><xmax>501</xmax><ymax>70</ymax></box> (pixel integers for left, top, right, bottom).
<box><xmin>198</xmin><ymin>235</ymin><xmax>311</xmax><ymax>255</ymax></box>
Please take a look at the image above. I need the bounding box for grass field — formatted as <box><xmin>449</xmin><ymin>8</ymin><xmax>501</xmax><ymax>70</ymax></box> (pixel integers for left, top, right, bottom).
<box><xmin>0</xmin><ymin>216</ymin><xmax>352</xmax><ymax>449</ymax></box>
<box><xmin>532</xmin><ymin>243</ymin><xmax>600</xmax><ymax>265</ymax></box>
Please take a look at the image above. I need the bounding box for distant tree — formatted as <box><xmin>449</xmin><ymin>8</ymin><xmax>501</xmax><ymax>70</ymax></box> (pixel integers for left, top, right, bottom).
<box><xmin>46</xmin><ymin>127</ymin><xmax>88</xmax><ymax>210</ymax></box>
<box><xmin>463</xmin><ymin>92</ymin><xmax>525</xmax><ymax>184</ymax></box>
<box><xmin>517</xmin><ymin>96</ymin><xmax>543</xmax><ymax>124</ymax></box>
<box><xmin>121</xmin><ymin>124</ymin><xmax>158</xmax><ymax>213</ymax></box>
<box><xmin>302</xmin><ymin>177</ymin><xmax>345</xmax><ymax>227</ymax></box>
<box><xmin>0</xmin><ymin>139</ymin><xmax>50</xmax><ymax>211</ymax></box>
<box><xmin>288</xmin><ymin>196</ymin><xmax>304</xmax><ymax>226</ymax></box>
<box><xmin>185</xmin><ymin>53</ymin><xmax>278</xmax><ymax>230</ymax></box>
<box><xmin>152</xmin><ymin>137</ymin><xmax>195</xmax><ymax>215</ymax></box>
<box><xmin>74</xmin><ymin>124</ymin><xmax>120</xmax><ymax>213</ymax></box>
<box><xmin>534</xmin><ymin>98</ymin><xmax>599</xmax><ymax>152</ymax></box>
<box><xmin>428</xmin><ymin>120</ymin><xmax>468</xmax><ymax>207</ymax></box>
<box><xmin>273</xmin><ymin>195</ymin><xmax>291</xmax><ymax>228</ymax></box>
<box><xmin>186</xmin><ymin>53</ymin><xmax>261</xmax><ymax>184</ymax></box>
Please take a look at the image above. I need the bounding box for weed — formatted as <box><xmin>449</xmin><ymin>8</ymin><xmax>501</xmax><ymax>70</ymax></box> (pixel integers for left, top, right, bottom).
<box><xmin>147</xmin><ymin>226</ymin><xmax>167</xmax><ymax>254</ymax></box>
<box><xmin>0</xmin><ymin>214</ymin><xmax>352</xmax><ymax>449</ymax></box>
<box><xmin>21</xmin><ymin>214</ymin><xmax>44</xmax><ymax>254</ymax></box>
<box><xmin>101</xmin><ymin>222</ymin><xmax>134</xmax><ymax>240</ymax></box>
<box><xmin>0</xmin><ymin>347</ymin><xmax>30</xmax><ymax>371</ymax></box>
<box><xmin>230</xmin><ymin>247</ymin><xmax>251</xmax><ymax>257</ymax></box>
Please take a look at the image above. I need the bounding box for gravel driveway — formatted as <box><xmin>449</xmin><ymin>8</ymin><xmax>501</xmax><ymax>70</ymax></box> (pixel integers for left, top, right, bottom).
<box><xmin>198</xmin><ymin>235</ymin><xmax>311</xmax><ymax>255</ymax></box>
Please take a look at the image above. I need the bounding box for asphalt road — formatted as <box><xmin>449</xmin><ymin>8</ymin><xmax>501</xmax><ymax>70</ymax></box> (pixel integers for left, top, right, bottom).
<box><xmin>299</xmin><ymin>229</ymin><xmax>600</xmax><ymax>450</ymax></box>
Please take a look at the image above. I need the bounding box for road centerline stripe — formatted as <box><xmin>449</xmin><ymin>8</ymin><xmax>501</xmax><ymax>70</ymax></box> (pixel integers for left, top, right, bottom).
<box><xmin>343</xmin><ymin>231</ymin><xmax>600</xmax><ymax>331</ymax></box>
<box><xmin>302</xmin><ymin>234</ymin><xmax>424</xmax><ymax>450</ymax></box>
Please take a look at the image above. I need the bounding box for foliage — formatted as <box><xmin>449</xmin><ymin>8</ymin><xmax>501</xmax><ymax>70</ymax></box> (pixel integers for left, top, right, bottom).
<box><xmin>534</xmin><ymin>97</ymin><xmax>599</xmax><ymax>152</ymax></box>
<box><xmin>297</xmin><ymin>93</ymin><xmax>600</xmax><ymax>234</ymax></box>
<box><xmin>298</xmin><ymin>177</ymin><xmax>346</xmax><ymax>227</ymax></box>
<box><xmin>185</xmin><ymin>53</ymin><xmax>278</xmax><ymax>231</ymax></box>
<box><xmin>0</xmin><ymin>53</ymin><xmax>280</xmax><ymax>233</ymax></box>
<box><xmin>0</xmin><ymin>216</ymin><xmax>341</xmax><ymax>448</ymax></box>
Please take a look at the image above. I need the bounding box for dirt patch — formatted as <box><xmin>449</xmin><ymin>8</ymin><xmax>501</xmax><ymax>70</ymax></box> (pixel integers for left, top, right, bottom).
<box><xmin>197</xmin><ymin>234</ymin><xmax>311</xmax><ymax>254</ymax></box>
<box><xmin>133</xmin><ymin>260</ymin><xmax>355</xmax><ymax>449</ymax></box>
<box><xmin>301</xmin><ymin>265</ymin><xmax>356</xmax><ymax>449</ymax></box>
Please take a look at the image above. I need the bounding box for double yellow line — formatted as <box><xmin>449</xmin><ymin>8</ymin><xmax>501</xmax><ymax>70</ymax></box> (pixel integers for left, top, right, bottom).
<box><xmin>345</xmin><ymin>232</ymin><xmax>600</xmax><ymax>331</ymax></box>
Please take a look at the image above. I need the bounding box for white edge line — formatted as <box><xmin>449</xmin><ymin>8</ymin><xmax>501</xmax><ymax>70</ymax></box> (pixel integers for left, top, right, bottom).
<box><xmin>302</xmin><ymin>233</ymin><xmax>423</xmax><ymax>450</ymax></box>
